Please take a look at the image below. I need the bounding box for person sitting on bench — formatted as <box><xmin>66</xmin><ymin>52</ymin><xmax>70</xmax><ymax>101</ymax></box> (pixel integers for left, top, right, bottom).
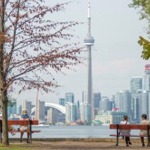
<box><xmin>119</xmin><ymin>115</ymin><xmax>132</xmax><ymax>146</ymax></box>
<box><xmin>20</xmin><ymin>109</ymin><xmax>30</xmax><ymax>143</ymax></box>
<box><xmin>140</xmin><ymin>114</ymin><xmax>150</xmax><ymax>147</ymax></box>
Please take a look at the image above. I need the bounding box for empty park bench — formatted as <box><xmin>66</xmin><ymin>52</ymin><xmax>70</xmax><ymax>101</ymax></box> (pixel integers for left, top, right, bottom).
<box><xmin>0</xmin><ymin>120</ymin><xmax>40</xmax><ymax>143</ymax></box>
<box><xmin>109</xmin><ymin>124</ymin><xmax>150</xmax><ymax>146</ymax></box>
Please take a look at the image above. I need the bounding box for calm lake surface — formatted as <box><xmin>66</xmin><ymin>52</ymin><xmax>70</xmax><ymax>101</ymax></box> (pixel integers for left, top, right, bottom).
<box><xmin>10</xmin><ymin>125</ymin><xmax>140</xmax><ymax>139</ymax></box>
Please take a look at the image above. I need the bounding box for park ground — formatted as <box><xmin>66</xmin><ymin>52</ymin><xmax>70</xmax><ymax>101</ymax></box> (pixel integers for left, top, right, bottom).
<box><xmin>0</xmin><ymin>138</ymin><xmax>150</xmax><ymax>150</ymax></box>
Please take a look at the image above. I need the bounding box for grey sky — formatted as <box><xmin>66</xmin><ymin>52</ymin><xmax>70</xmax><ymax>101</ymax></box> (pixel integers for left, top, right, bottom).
<box><xmin>15</xmin><ymin>0</ymin><xmax>148</xmax><ymax>105</ymax></box>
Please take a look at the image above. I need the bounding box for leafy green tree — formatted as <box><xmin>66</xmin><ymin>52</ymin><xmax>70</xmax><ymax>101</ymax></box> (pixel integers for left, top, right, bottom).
<box><xmin>0</xmin><ymin>0</ymin><xmax>83</xmax><ymax>145</ymax></box>
<box><xmin>129</xmin><ymin>0</ymin><xmax>150</xmax><ymax>60</ymax></box>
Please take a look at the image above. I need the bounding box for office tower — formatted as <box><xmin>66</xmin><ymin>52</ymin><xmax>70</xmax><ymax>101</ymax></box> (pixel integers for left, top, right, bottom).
<box><xmin>80</xmin><ymin>103</ymin><xmax>91</xmax><ymax>124</ymax></box>
<box><xmin>137</xmin><ymin>89</ymin><xmax>143</xmax><ymax>122</ymax></box>
<box><xmin>108</xmin><ymin>100</ymin><xmax>115</xmax><ymax>111</ymax></box>
<box><xmin>76</xmin><ymin>100</ymin><xmax>80</xmax><ymax>120</ymax></box>
<box><xmin>59</xmin><ymin>98</ymin><xmax>65</xmax><ymax>106</ymax></box>
<box><xmin>140</xmin><ymin>90</ymin><xmax>149</xmax><ymax>116</ymax></box>
<box><xmin>84</xmin><ymin>0</ymin><xmax>95</xmax><ymax>121</ymax></box>
<box><xmin>7</xmin><ymin>99</ymin><xmax>17</xmax><ymax>117</ymax></box>
<box><xmin>65</xmin><ymin>103</ymin><xmax>78</xmax><ymax>123</ymax></box>
<box><xmin>115</xmin><ymin>91</ymin><xmax>123</xmax><ymax>110</ymax></box>
<box><xmin>115</xmin><ymin>91</ymin><xmax>131</xmax><ymax>117</ymax></box>
<box><xmin>18</xmin><ymin>105</ymin><xmax>22</xmax><ymax>115</ymax></box>
<box><xmin>122</xmin><ymin>90</ymin><xmax>131</xmax><ymax>116</ymax></box>
<box><xmin>144</xmin><ymin>64</ymin><xmax>150</xmax><ymax>91</ymax></box>
<box><xmin>130</xmin><ymin>76</ymin><xmax>142</xmax><ymax>122</ymax></box>
<box><xmin>39</xmin><ymin>100</ymin><xmax>45</xmax><ymax>122</ymax></box>
<box><xmin>130</xmin><ymin>77</ymin><xmax>142</xmax><ymax>93</ymax></box>
<box><xmin>47</xmin><ymin>108</ymin><xmax>58</xmax><ymax>124</ymax></box>
<box><xmin>22</xmin><ymin>100</ymin><xmax>32</xmax><ymax>115</ymax></box>
<box><xmin>65</xmin><ymin>93</ymin><xmax>74</xmax><ymax>103</ymax></box>
<box><xmin>100</xmin><ymin>96</ymin><xmax>109</xmax><ymax>112</ymax></box>
<box><xmin>94</xmin><ymin>93</ymin><xmax>101</xmax><ymax>109</ymax></box>
<box><xmin>82</xmin><ymin>91</ymin><xmax>87</xmax><ymax>103</ymax></box>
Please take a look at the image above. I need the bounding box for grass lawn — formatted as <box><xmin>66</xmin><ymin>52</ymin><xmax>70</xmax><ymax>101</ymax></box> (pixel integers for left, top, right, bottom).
<box><xmin>0</xmin><ymin>144</ymin><xmax>33</xmax><ymax>150</ymax></box>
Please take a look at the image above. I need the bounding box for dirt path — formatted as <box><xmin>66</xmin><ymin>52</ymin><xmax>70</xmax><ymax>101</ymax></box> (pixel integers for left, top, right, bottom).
<box><xmin>10</xmin><ymin>140</ymin><xmax>150</xmax><ymax>150</ymax></box>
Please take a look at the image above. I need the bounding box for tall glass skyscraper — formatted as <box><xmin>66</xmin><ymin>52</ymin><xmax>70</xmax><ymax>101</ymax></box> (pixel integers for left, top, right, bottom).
<box><xmin>80</xmin><ymin>103</ymin><xmax>91</xmax><ymax>124</ymax></box>
<box><xmin>65</xmin><ymin>93</ymin><xmax>74</xmax><ymax>104</ymax></box>
<box><xmin>144</xmin><ymin>64</ymin><xmax>150</xmax><ymax>91</ymax></box>
<box><xmin>65</xmin><ymin>103</ymin><xmax>77</xmax><ymax>123</ymax></box>
<box><xmin>130</xmin><ymin>76</ymin><xmax>142</xmax><ymax>122</ymax></box>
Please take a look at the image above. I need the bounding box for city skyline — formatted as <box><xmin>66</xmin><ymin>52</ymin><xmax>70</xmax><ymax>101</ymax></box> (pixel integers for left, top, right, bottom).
<box><xmin>13</xmin><ymin>0</ymin><xmax>148</xmax><ymax>105</ymax></box>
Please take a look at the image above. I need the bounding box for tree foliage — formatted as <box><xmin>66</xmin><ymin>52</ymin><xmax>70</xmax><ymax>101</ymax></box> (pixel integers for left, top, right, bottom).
<box><xmin>138</xmin><ymin>36</ymin><xmax>150</xmax><ymax>60</ymax></box>
<box><xmin>130</xmin><ymin>0</ymin><xmax>150</xmax><ymax>59</ymax></box>
<box><xmin>0</xmin><ymin>0</ymin><xmax>84</xmax><ymax>145</ymax></box>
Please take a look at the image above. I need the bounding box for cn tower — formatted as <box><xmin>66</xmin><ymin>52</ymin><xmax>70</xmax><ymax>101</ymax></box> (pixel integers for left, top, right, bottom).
<box><xmin>84</xmin><ymin>0</ymin><xmax>94</xmax><ymax>121</ymax></box>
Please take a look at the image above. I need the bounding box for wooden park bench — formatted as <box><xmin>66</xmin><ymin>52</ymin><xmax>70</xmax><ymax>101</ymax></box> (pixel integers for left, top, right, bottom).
<box><xmin>109</xmin><ymin>124</ymin><xmax>150</xmax><ymax>146</ymax></box>
<box><xmin>0</xmin><ymin>120</ymin><xmax>40</xmax><ymax>143</ymax></box>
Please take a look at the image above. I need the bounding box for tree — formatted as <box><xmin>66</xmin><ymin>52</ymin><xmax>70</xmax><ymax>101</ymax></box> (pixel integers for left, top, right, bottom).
<box><xmin>129</xmin><ymin>0</ymin><xmax>150</xmax><ymax>60</ymax></box>
<box><xmin>0</xmin><ymin>0</ymin><xmax>84</xmax><ymax>145</ymax></box>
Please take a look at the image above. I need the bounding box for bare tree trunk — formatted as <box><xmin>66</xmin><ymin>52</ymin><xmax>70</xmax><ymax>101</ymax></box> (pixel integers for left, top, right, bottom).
<box><xmin>1</xmin><ymin>91</ymin><xmax>9</xmax><ymax>146</ymax></box>
<box><xmin>0</xmin><ymin>0</ymin><xmax>9</xmax><ymax>145</ymax></box>
<box><xmin>2</xmin><ymin>90</ymin><xmax>9</xmax><ymax>145</ymax></box>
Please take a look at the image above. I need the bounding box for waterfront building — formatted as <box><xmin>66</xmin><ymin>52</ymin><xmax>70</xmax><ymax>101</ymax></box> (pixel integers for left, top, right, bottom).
<box><xmin>100</xmin><ymin>96</ymin><xmax>109</xmax><ymax>112</ymax></box>
<box><xmin>130</xmin><ymin>76</ymin><xmax>142</xmax><ymax>122</ymax></box>
<box><xmin>65</xmin><ymin>103</ymin><xmax>78</xmax><ymax>123</ymax></box>
<box><xmin>47</xmin><ymin>108</ymin><xmax>58</xmax><ymax>124</ymax></box>
<box><xmin>84</xmin><ymin>0</ymin><xmax>95</xmax><ymax>121</ymax></box>
<box><xmin>22</xmin><ymin>100</ymin><xmax>32</xmax><ymax>115</ymax></box>
<box><xmin>122</xmin><ymin>90</ymin><xmax>131</xmax><ymax>116</ymax></box>
<box><xmin>7</xmin><ymin>99</ymin><xmax>17</xmax><ymax>117</ymax></box>
<box><xmin>80</xmin><ymin>103</ymin><xmax>91</xmax><ymax>124</ymax></box>
<box><xmin>18</xmin><ymin>105</ymin><xmax>22</xmax><ymax>115</ymax></box>
<box><xmin>94</xmin><ymin>92</ymin><xmax>101</xmax><ymax>115</ymax></box>
<box><xmin>115</xmin><ymin>90</ymin><xmax>131</xmax><ymax>118</ymax></box>
<box><xmin>39</xmin><ymin>100</ymin><xmax>45</xmax><ymax>122</ymax></box>
<box><xmin>59</xmin><ymin>98</ymin><xmax>65</xmax><ymax>106</ymax></box>
<box><xmin>95</xmin><ymin>110</ymin><xmax>128</xmax><ymax>124</ymax></box>
<box><xmin>115</xmin><ymin>91</ymin><xmax>123</xmax><ymax>110</ymax></box>
<box><xmin>137</xmin><ymin>89</ymin><xmax>143</xmax><ymax>122</ymax></box>
<box><xmin>108</xmin><ymin>100</ymin><xmax>115</xmax><ymax>111</ymax></box>
<box><xmin>65</xmin><ymin>93</ymin><xmax>74</xmax><ymax>104</ymax></box>
<box><xmin>141</xmin><ymin>91</ymin><xmax>149</xmax><ymax>115</ymax></box>
<box><xmin>94</xmin><ymin>93</ymin><xmax>101</xmax><ymax>109</ymax></box>
<box><xmin>82</xmin><ymin>91</ymin><xmax>87</xmax><ymax>103</ymax></box>
<box><xmin>144</xmin><ymin>64</ymin><xmax>150</xmax><ymax>91</ymax></box>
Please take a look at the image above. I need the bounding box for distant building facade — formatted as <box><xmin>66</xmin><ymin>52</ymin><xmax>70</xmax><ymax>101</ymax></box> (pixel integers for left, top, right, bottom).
<box><xmin>65</xmin><ymin>93</ymin><xmax>74</xmax><ymax>104</ymax></box>
<box><xmin>95</xmin><ymin>111</ymin><xmax>128</xmax><ymax>124</ymax></box>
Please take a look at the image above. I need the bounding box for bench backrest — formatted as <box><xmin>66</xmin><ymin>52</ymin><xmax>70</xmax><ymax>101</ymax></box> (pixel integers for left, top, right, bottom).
<box><xmin>110</xmin><ymin>124</ymin><xmax>150</xmax><ymax>130</ymax></box>
<box><xmin>8</xmin><ymin>120</ymin><xmax>39</xmax><ymax>126</ymax></box>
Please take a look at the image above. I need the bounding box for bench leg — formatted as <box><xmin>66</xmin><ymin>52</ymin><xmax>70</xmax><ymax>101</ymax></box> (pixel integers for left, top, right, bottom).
<box><xmin>30</xmin><ymin>132</ymin><xmax>32</xmax><ymax>144</ymax></box>
<box><xmin>116</xmin><ymin>136</ymin><xmax>119</xmax><ymax>146</ymax></box>
<box><xmin>147</xmin><ymin>136</ymin><xmax>150</xmax><ymax>147</ymax></box>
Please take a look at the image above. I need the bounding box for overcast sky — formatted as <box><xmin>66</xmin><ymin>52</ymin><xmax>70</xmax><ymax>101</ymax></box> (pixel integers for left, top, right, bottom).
<box><xmin>15</xmin><ymin>0</ymin><xmax>148</xmax><ymax>105</ymax></box>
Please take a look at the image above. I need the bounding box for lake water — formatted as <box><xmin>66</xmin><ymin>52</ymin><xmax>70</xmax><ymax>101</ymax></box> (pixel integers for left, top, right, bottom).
<box><xmin>9</xmin><ymin>125</ymin><xmax>140</xmax><ymax>139</ymax></box>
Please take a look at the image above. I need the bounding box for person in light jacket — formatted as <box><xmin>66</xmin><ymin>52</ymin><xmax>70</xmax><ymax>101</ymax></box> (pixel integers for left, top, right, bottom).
<box><xmin>140</xmin><ymin>114</ymin><xmax>150</xmax><ymax>147</ymax></box>
<box><xmin>119</xmin><ymin>115</ymin><xmax>132</xmax><ymax>146</ymax></box>
<box><xmin>20</xmin><ymin>109</ymin><xmax>30</xmax><ymax>143</ymax></box>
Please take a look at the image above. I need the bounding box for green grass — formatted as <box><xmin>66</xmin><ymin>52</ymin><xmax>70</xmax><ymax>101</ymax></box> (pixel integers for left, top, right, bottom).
<box><xmin>0</xmin><ymin>144</ymin><xmax>32</xmax><ymax>150</ymax></box>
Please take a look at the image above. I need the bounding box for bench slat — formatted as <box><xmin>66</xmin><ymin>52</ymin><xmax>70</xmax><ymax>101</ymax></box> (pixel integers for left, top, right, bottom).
<box><xmin>110</xmin><ymin>124</ymin><xmax>149</xmax><ymax>130</ymax></box>
<box><xmin>110</xmin><ymin>134</ymin><xmax>148</xmax><ymax>137</ymax></box>
<box><xmin>8</xmin><ymin>130</ymin><xmax>41</xmax><ymax>133</ymax></box>
<box><xmin>8</xmin><ymin>120</ymin><xmax>39</xmax><ymax>126</ymax></box>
